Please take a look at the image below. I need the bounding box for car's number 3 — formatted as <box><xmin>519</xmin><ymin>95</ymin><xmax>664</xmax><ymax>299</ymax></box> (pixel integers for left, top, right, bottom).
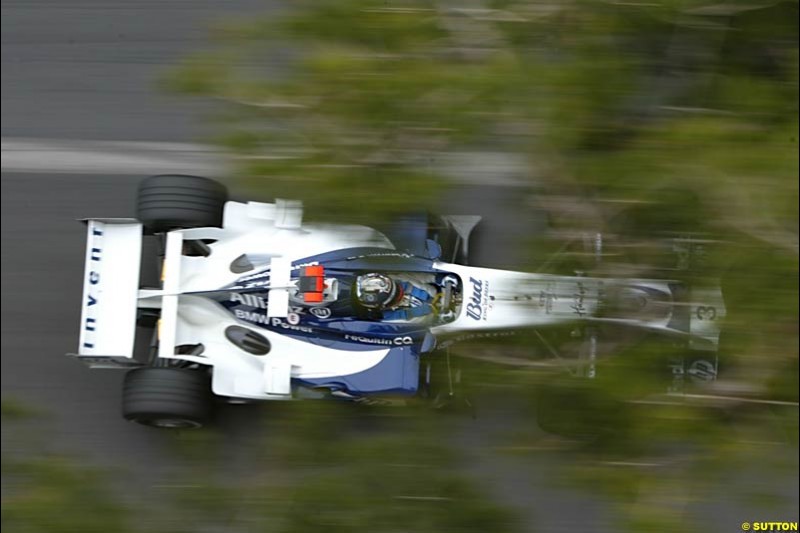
<box><xmin>695</xmin><ymin>306</ymin><xmax>717</xmax><ymax>320</ymax></box>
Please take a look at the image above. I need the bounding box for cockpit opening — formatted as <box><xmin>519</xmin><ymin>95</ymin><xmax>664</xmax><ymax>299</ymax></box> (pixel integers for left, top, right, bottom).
<box><xmin>353</xmin><ymin>271</ymin><xmax>462</xmax><ymax>324</ymax></box>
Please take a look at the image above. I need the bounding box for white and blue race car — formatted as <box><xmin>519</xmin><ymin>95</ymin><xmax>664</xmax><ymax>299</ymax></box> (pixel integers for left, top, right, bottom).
<box><xmin>71</xmin><ymin>175</ymin><xmax>725</xmax><ymax>428</ymax></box>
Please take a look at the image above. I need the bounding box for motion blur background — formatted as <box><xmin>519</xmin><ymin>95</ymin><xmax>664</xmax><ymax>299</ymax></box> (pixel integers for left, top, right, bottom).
<box><xmin>2</xmin><ymin>1</ymin><xmax>797</xmax><ymax>532</ymax></box>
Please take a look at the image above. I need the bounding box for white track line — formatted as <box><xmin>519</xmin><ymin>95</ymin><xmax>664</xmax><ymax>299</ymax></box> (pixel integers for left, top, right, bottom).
<box><xmin>1</xmin><ymin>137</ymin><xmax>226</xmax><ymax>175</ymax></box>
<box><xmin>1</xmin><ymin>137</ymin><xmax>531</xmax><ymax>186</ymax></box>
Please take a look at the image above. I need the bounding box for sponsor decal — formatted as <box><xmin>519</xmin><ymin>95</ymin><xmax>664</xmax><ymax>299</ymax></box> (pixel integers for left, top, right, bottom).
<box><xmin>83</xmin><ymin>225</ymin><xmax>103</xmax><ymax>349</ymax></box>
<box><xmin>437</xmin><ymin>330</ymin><xmax>516</xmax><ymax>349</ymax></box>
<box><xmin>237</xmin><ymin>271</ymin><xmax>270</xmax><ymax>282</ymax></box>
<box><xmin>230</xmin><ymin>292</ymin><xmax>268</xmax><ymax>309</ymax></box>
<box><xmin>571</xmin><ymin>281</ymin><xmax>588</xmax><ymax>317</ymax></box>
<box><xmin>230</xmin><ymin>293</ymin><xmax>309</xmax><ymax>319</ymax></box>
<box><xmin>539</xmin><ymin>282</ymin><xmax>557</xmax><ymax>314</ymax></box>
<box><xmin>343</xmin><ymin>334</ymin><xmax>414</xmax><ymax>346</ymax></box>
<box><xmin>310</xmin><ymin>307</ymin><xmax>332</xmax><ymax>319</ymax></box>
<box><xmin>233</xmin><ymin>309</ymin><xmax>313</xmax><ymax>333</ymax></box>
<box><xmin>687</xmin><ymin>359</ymin><xmax>717</xmax><ymax>382</ymax></box>
<box><xmin>695</xmin><ymin>305</ymin><xmax>717</xmax><ymax>321</ymax></box>
<box><xmin>465</xmin><ymin>277</ymin><xmax>489</xmax><ymax>321</ymax></box>
<box><xmin>345</xmin><ymin>251</ymin><xmax>414</xmax><ymax>260</ymax></box>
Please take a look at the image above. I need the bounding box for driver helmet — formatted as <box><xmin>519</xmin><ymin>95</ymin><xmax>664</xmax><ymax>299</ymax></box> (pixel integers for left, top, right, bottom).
<box><xmin>355</xmin><ymin>273</ymin><xmax>403</xmax><ymax>309</ymax></box>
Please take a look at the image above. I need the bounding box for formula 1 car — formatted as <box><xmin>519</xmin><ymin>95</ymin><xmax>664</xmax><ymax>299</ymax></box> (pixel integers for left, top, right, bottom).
<box><xmin>71</xmin><ymin>175</ymin><xmax>725</xmax><ymax>428</ymax></box>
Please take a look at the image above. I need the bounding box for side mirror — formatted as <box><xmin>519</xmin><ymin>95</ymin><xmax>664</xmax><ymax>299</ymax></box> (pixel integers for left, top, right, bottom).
<box><xmin>425</xmin><ymin>239</ymin><xmax>442</xmax><ymax>260</ymax></box>
<box><xmin>421</xmin><ymin>332</ymin><xmax>437</xmax><ymax>353</ymax></box>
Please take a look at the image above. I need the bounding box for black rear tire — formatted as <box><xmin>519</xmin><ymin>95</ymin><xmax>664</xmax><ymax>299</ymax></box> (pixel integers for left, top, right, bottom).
<box><xmin>137</xmin><ymin>174</ymin><xmax>227</xmax><ymax>233</ymax></box>
<box><xmin>122</xmin><ymin>367</ymin><xmax>213</xmax><ymax>428</ymax></box>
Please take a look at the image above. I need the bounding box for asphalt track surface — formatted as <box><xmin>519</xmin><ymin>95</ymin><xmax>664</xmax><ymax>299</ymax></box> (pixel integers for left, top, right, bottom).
<box><xmin>2</xmin><ymin>1</ymin><xmax>797</xmax><ymax>532</ymax></box>
<box><xmin>2</xmin><ymin>0</ymin><xmax>277</xmax><ymax>141</ymax></box>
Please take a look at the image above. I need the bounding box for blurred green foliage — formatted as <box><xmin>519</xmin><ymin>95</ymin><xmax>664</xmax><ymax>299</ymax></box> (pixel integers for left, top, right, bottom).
<box><xmin>164</xmin><ymin>1</ymin><xmax>799</xmax><ymax>530</ymax></box>
<box><xmin>166</xmin><ymin>0</ymin><xmax>797</xmax><ymax>234</ymax></box>
<box><xmin>2</xmin><ymin>457</ymin><xmax>133</xmax><ymax>533</ymax></box>
<box><xmin>2</xmin><ymin>401</ymin><xmax>518</xmax><ymax>533</ymax></box>
<box><xmin>1</xmin><ymin>396</ymin><xmax>43</xmax><ymax>421</ymax></box>
<box><xmin>266</xmin><ymin>405</ymin><xmax>518</xmax><ymax>533</ymax></box>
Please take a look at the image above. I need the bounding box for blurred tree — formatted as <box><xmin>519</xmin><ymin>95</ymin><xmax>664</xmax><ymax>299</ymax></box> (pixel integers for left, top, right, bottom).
<box><xmin>164</xmin><ymin>1</ymin><xmax>800</xmax><ymax>531</ymax></box>
<box><xmin>1</xmin><ymin>400</ymin><xmax>518</xmax><ymax>533</ymax></box>
<box><xmin>166</xmin><ymin>0</ymin><xmax>543</xmax><ymax>220</ymax></box>
<box><xmin>168</xmin><ymin>1</ymin><xmax>797</xmax><ymax>233</ymax></box>
<box><xmin>1</xmin><ymin>458</ymin><xmax>134</xmax><ymax>533</ymax></box>
<box><xmin>1</xmin><ymin>399</ymin><xmax>133</xmax><ymax>533</ymax></box>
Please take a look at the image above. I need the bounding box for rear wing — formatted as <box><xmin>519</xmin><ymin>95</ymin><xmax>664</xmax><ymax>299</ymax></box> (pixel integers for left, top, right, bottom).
<box><xmin>155</xmin><ymin>230</ymin><xmax>292</xmax><ymax>362</ymax></box>
<box><xmin>70</xmin><ymin>219</ymin><xmax>142</xmax><ymax>367</ymax></box>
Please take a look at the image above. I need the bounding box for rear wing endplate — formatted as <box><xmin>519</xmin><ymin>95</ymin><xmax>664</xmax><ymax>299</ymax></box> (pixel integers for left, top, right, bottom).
<box><xmin>71</xmin><ymin>219</ymin><xmax>142</xmax><ymax>365</ymax></box>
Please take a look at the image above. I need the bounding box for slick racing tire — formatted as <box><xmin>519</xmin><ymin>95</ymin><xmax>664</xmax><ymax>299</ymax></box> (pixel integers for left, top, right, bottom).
<box><xmin>122</xmin><ymin>368</ymin><xmax>213</xmax><ymax>429</ymax></box>
<box><xmin>137</xmin><ymin>174</ymin><xmax>228</xmax><ymax>233</ymax></box>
